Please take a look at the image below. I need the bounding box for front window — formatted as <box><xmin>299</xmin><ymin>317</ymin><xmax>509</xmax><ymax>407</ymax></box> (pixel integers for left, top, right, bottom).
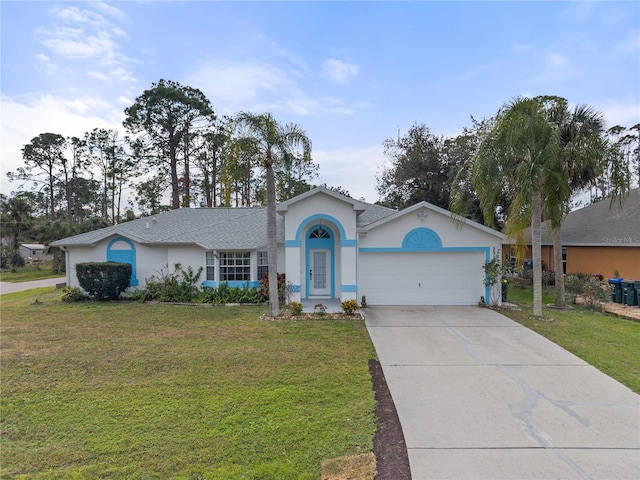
<box><xmin>206</xmin><ymin>251</ymin><xmax>215</xmax><ymax>281</ymax></box>
<box><xmin>220</xmin><ymin>252</ymin><xmax>250</xmax><ymax>282</ymax></box>
<box><xmin>257</xmin><ymin>251</ymin><xmax>268</xmax><ymax>280</ymax></box>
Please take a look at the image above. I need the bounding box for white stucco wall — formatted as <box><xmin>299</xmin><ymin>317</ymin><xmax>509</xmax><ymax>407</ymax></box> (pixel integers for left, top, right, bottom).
<box><xmin>280</xmin><ymin>191</ymin><xmax>359</xmax><ymax>301</ymax></box>
<box><xmin>64</xmin><ymin>237</ymin><xmax>169</xmax><ymax>289</ymax></box>
<box><xmin>359</xmin><ymin>205</ymin><xmax>502</xmax><ymax>251</ymax></box>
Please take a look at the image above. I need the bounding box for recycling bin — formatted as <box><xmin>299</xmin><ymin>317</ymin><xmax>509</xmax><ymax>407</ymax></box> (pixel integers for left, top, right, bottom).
<box><xmin>621</xmin><ymin>281</ymin><xmax>638</xmax><ymax>306</ymax></box>
<box><xmin>608</xmin><ymin>278</ymin><xmax>623</xmax><ymax>303</ymax></box>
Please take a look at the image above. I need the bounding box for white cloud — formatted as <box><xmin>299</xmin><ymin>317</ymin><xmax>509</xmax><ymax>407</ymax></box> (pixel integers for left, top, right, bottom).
<box><xmin>548</xmin><ymin>53</ymin><xmax>568</xmax><ymax>67</ymax></box>
<box><xmin>600</xmin><ymin>100</ymin><xmax>640</xmax><ymax>128</ymax></box>
<box><xmin>313</xmin><ymin>144</ymin><xmax>385</xmax><ymax>203</ymax></box>
<box><xmin>617</xmin><ymin>30</ymin><xmax>640</xmax><ymax>54</ymax></box>
<box><xmin>36</xmin><ymin>4</ymin><xmax>133</xmax><ymax>75</ymax></box>
<box><xmin>0</xmin><ymin>94</ymin><xmax>125</xmax><ymax>195</ymax></box>
<box><xmin>321</xmin><ymin>59</ymin><xmax>359</xmax><ymax>84</ymax></box>
<box><xmin>188</xmin><ymin>59</ymin><xmax>361</xmax><ymax>117</ymax></box>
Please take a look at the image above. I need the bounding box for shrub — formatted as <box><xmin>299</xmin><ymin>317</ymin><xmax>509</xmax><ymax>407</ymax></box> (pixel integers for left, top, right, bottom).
<box><xmin>200</xmin><ymin>283</ymin><xmax>263</xmax><ymax>304</ymax></box>
<box><xmin>259</xmin><ymin>273</ymin><xmax>287</xmax><ymax>303</ymax></box>
<box><xmin>76</xmin><ymin>262</ymin><xmax>131</xmax><ymax>300</ymax></box>
<box><xmin>341</xmin><ymin>299</ymin><xmax>360</xmax><ymax>315</ymax></box>
<box><xmin>565</xmin><ymin>273</ymin><xmax>610</xmax><ymax>310</ymax></box>
<box><xmin>143</xmin><ymin>264</ymin><xmax>202</xmax><ymax>302</ymax></box>
<box><xmin>289</xmin><ymin>301</ymin><xmax>303</xmax><ymax>315</ymax></box>
<box><xmin>61</xmin><ymin>286</ymin><xmax>85</xmax><ymax>302</ymax></box>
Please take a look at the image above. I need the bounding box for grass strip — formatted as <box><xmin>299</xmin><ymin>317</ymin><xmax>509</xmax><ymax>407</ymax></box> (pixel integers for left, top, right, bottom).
<box><xmin>501</xmin><ymin>285</ymin><xmax>640</xmax><ymax>394</ymax></box>
<box><xmin>1</xmin><ymin>290</ymin><xmax>377</xmax><ymax>479</ymax></box>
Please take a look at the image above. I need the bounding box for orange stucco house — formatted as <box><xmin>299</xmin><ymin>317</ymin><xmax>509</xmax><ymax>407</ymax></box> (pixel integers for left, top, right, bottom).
<box><xmin>504</xmin><ymin>188</ymin><xmax>640</xmax><ymax>280</ymax></box>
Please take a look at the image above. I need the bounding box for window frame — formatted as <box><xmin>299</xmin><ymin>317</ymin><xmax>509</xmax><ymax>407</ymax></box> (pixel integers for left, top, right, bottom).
<box><xmin>219</xmin><ymin>251</ymin><xmax>251</xmax><ymax>282</ymax></box>
<box><xmin>206</xmin><ymin>251</ymin><xmax>216</xmax><ymax>281</ymax></box>
<box><xmin>257</xmin><ymin>251</ymin><xmax>268</xmax><ymax>280</ymax></box>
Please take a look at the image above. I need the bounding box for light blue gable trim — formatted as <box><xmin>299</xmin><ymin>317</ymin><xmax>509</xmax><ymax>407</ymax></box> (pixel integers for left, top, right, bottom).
<box><xmin>106</xmin><ymin>237</ymin><xmax>138</xmax><ymax>287</ymax></box>
<box><xmin>292</xmin><ymin>214</ymin><xmax>356</xmax><ymax>247</ymax></box>
<box><xmin>402</xmin><ymin>227</ymin><xmax>442</xmax><ymax>250</ymax></box>
<box><xmin>341</xmin><ymin>284</ymin><xmax>357</xmax><ymax>292</ymax></box>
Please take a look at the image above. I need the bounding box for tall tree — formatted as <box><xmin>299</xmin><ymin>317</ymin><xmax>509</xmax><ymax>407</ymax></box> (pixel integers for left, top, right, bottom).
<box><xmin>123</xmin><ymin>79</ymin><xmax>215</xmax><ymax>209</ymax></box>
<box><xmin>452</xmin><ymin>97</ymin><xmax>559</xmax><ymax>317</ymax></box>
<box><xmin>9</xmin><ymin>133</ymin><xmax>67</xmax><ymax>219</ymax></box>
<box><xmin>235</xmin><ymin>112</ymin><xmax>312</xmax><ymax>317</ymax></box>
<box><xmin>377</xmin><ymin>124</ymin><xmax>448</xmax><ymax>209</ymax></box>
<box><xmin>85</xmin><ymin>128</ymin><xmax>136</xmax><ymax>224</ymax></box>
<box><xmin>538</xmin><ymin>97</ymin><xmax>609</xmax><ymax>306</ymax></box>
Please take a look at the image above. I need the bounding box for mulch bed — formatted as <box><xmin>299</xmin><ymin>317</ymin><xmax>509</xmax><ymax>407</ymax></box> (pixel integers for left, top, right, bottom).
<box><xmin>369</xmin><ymin>359</ymin><xmax>412</xmax><ymax>479</ymax></box>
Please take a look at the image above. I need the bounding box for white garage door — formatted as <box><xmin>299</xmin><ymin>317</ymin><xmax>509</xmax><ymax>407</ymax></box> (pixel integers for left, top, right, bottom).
<box><xmin>358</xmin><ymin>251</ymin><xmax>485</xmax><ymax>305</ymax></box>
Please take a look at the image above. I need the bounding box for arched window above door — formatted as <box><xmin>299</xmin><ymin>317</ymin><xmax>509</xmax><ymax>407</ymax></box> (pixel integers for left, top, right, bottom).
<box><xmin>309</xmin><ymin>227</ymin><xmax>331</xmax><ymax>239</ymax></box>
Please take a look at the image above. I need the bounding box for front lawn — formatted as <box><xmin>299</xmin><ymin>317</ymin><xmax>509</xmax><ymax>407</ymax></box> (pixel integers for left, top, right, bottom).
<box><xmin>0</xmin><ymin>262</ymin><xmax>63</xmax><ymax>283</ymax></box>
<box><xmin>1</xmin><ymin>289</ymin><xmax>377</xmax><ymax>479</ymax></box>
<box><xmin>501</xmin><ymin>285</ymin><xmax>640</xmax><ymax>394</ymax></box>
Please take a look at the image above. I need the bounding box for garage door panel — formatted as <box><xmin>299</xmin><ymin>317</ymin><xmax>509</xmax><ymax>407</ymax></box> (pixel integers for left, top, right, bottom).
<box><xmin>359</xmin><ymin>251</ymin><xmax>484</xmax><ymax>306</ymax></box>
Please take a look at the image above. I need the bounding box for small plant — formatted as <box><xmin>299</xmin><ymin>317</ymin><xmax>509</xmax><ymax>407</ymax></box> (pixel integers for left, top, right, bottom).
<box><xmin>341</xmin><ymin>299</ymin><xmax>360</xmax><ymax>315</ymax></box>
<box><xmin>289</xmin><ymin>301</ymin><xmax>303</xmax><ymax>315</ymax></box>
<box><xmin>314</xmin><ymin>303</ymin><xmax>327</xmax><ymax>316</ymax></box>
<box><xmin>61</xmin><ymin>286</ymin><xmax>85</xmax><ymax>302</ymax></box>
<box><xmin>565</xmin><ymin>273</ymin><xmax>610</xmax><ymax>310</ymax></box>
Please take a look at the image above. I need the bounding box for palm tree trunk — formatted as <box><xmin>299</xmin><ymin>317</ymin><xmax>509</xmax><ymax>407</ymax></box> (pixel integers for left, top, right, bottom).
<box><xmin>532</xmin><ymin>190</ymin><xmax>543</xmax><ymax>317</ymax></box>
<box><xmin>553</xmin><ymin>229</ymin><xmax>565</xmax><ymax>307</ymax></box>
<box><xmin>266</xmin><ymin>162</ymin><xmax>280</xmax><ymax>317</ymax></box>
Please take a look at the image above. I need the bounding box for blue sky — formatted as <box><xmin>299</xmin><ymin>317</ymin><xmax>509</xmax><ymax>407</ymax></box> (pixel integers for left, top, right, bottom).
<box><xmin>1</xmin><ymin>1</ymin><xmax>639</xmax><ymax>204</ymax></box>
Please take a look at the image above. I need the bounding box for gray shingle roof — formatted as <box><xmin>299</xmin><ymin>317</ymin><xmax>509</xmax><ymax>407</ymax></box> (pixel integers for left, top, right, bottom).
<box><xmin>52</xmin><ymin>208</ymin><xmax>284</xmax><ymax>250</ymax></box>
<box><xmin>537</xmin><ymin>188</ymin><xmax>640</xmax><ymax>246</ymax></box>
<box><xmin>51</xmin><ymin>188</ymin><xmax>398</xmax><ymax>249</ymax></box>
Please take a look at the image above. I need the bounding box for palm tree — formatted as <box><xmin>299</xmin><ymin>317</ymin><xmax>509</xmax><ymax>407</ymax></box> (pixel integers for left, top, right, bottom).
<box><xmin>539</xmin><ymin>97</ymin><xmax>608</xmax><ymax>306</ymax></box>
<box><xmin>234</xmin><ymin>113</ymin><xmax>312</xmax><ymax>317</ymax></box>
<box><xmin>453</xmin><ymin>97</ymin><xmax>559</xmax><ymax>317</ymax></box>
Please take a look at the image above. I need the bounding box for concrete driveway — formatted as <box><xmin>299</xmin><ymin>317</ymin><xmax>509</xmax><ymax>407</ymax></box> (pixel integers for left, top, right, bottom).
<box><xmin>364</xmin><ymin>306</ymin><xmax>640</xmax><ymax>480</ymax></box>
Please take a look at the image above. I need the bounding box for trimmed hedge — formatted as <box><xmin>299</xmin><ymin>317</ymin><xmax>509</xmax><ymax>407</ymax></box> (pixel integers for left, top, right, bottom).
<box><xmin>76</xmin><ymin>262</ymin><xmax>132</xmax><ymax>300</ymax></box>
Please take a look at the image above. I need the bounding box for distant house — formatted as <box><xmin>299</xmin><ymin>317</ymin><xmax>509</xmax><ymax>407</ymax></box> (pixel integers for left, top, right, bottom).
<box><xmin>19</xmin><ymin>243</ymin><xmax>52</xmax><ymax>263</ymax></box>
<box><xmin>52</xmin><ymin>187</ymin><xmax>506</xmax><ymax>305</ymax></box>
<box><xmin>506</xmin><ymin>188</ymin><xmax>640</xmax><ymax>280</ymax></box>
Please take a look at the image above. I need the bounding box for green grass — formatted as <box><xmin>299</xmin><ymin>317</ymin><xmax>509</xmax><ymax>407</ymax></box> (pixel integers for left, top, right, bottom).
<box><xmin>501</xmin><ymin>285</ymin><xmax>640</xmax><ymax>394</ymax></box>
<box><xmin>0</xmin><ymin>263</ymin><xmax>63</xmax><ymax>283</ymax></box>
<box><xmin>1</xmin><ymin>289</ymin><xmax>378</xmax><ymax>479</ymax></box>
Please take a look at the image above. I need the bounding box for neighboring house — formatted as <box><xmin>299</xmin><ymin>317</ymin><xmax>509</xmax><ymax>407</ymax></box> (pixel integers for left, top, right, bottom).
<box><xmin>52</xmin><ymin>187</ymin><xmax>506</xmax><ymax>305</ymax></box>
<box><xmin>505</xmin><ymin>188</ymin><xmax>640</xmax><ymax>280</ymax></box>
<box><xmin>19</xmin><ymin>243</ymin><xmax>52</xmax><ymax>262</ymax></box>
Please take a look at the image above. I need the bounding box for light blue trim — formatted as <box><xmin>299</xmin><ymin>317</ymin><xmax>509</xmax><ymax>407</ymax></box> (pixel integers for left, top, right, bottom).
<box><xmin>359</xmin><ymin>246</ymin><xmax>487</xmax><ymax>253</ymax></box>
<box><xmin>106</xmin><ymin>237</ymin><xmax>138</xmax><ymax>286</ymax></box>
<box><xmin>202</xmin><ymin>280</ymin><xmax>260</xmax><ymax>289</ymax></box>
<box><xmin>341</xmin><ymin>284</ymin><xmax>357</xmax><ymax>292</ymax></box>
<box><xmin>305</xmin><ymin>224</ymin><xmax>335</xmax><ymax>298</ymax></box>
<box><xmin>402</xmin><ymin>228</ymin><xmax>442</xmax><ymax>250</ymax></box>
<box><xmin>225</xmin><ymin>281</ymin><xmax>260</xmax><ymax>288</ymax></box>
<box><xmin>292</xmin><ymin>214</ymin><xmax>356</xmax><ymax>246</ymax></box>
